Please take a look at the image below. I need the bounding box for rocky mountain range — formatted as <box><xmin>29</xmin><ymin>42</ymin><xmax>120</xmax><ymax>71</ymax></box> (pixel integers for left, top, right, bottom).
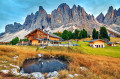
<box><xmin>97</xmin><ymin>6</ymin><xmax>120</xmax><ymax>25</ymax></box>
<box><xmin>0</xmin><ymin>3</ymin><xmax>120</xmax><ymax>42</ymax></box>
<box><xmin>4</xmin><ymin>3</ymin><xmax>99</xmax><ymax>34</ymax></box>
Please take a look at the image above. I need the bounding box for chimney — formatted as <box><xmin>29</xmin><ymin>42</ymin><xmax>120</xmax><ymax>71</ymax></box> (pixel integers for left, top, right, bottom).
<box><xmin>42</xmin><ymin>26</ymin><xmax>44</xmax><ymax>31</ymax></box>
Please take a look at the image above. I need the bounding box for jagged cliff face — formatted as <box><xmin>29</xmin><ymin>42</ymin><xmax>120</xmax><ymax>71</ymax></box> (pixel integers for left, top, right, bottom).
<box><xmin>97</xmin><ymin>6</ymin><xmax>120</xmax><ymax>25</ymax></box>
<box><xmin>96</xmin><ymin>13</ymin><xmax>104</xmax><ymax>23</ymax></box>
<box><xmin>5</xmin><ymin>3</ymin><xmax>99</xmax><ymax>34</ymax></box>
<box><xmin>5</xmin><ymin>22</ymin><xmax>22</xmax><ymax>33</ymax></box>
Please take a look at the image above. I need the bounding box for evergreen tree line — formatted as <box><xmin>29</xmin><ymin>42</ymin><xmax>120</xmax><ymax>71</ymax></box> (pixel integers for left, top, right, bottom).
<box><xmin>54</xmin><ymin>29</ymin><xmax>90</xmax><ymax>40</ymax></box>
<box><xmin>92</xmin><ymin>26</ymin><xmax>110</xmax><ymax>40</ymax></box>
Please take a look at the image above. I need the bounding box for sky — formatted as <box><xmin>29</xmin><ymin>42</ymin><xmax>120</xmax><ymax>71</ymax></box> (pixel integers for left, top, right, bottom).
<box><xmin>0</xmin><ymin>0</ymin><xmax>120</xmax><ymax>33</ymax></box>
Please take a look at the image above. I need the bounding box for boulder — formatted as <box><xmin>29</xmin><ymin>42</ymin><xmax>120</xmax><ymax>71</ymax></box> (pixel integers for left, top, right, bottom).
<box><xmin>11</xmin><ymin>68</ymin><xmax>20</xmax><ymax>76</ymax></box>
<box><xmin>38</xmin><ymin>53</ymin><xmax>44</xmax><ymax>57</ymax></box>
<box><xmin>21</xmin><ymin>73</ymin><xmax>30</xmax><ymax>77</ymax></box>
<box><xmin>68</xmin><ymin>74</ymin><xmax>74</xmax><ymax>78</ymax></box>
<box><xmin>13</xmin><ymin>56</ymin><xmax>18</xmax><ymax>59</ymax></box>
<box><xmin>80</xmin><ymin>67</ymin><xmax>88</xmax><ymax>71</ymax></box>
<box><xmin>30</xmin><ymin>72</ymin><xmax>44</xmax><ymax>79</ymax></box>
<box><xmin>9</xmin><ymin>64</ymin><xmax>20</xmax><ymax>69</ymax></box>
<box><xmin>47</xmin><ymin>77</ymin><xmax>57</xmax><ymax>79</ymax></box>
<box><xmin>2</xmin><ymin>61</ymin><xmax>7</xmax><ymax>63</ymax></box>
<box><xmin>46</xmin><ymin>71</ymin><xmax>59</xmax><ymax>78</ymax></box>
<box><xmin>74</xmin><ymin>74</ymin><xmax>79</xmax><ymax>76</ymax></box>
<box><xmin>1</xmin><ymin>70</ymin><xmax>9</xmax><ymax>74</ymax></box>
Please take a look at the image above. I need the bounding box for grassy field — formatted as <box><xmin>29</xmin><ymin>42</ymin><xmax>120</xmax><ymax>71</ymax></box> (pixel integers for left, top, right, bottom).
<box><xmin>0</xmin><ymin>44</ymin><xmax>120</xmax><ymax>79</ymax></box>
<box><xmin>60</xmin><ymin>37</ymin><xmax>120</xmax><ymax>57</ymax></box>
<box><xmin>72</xmin><ymin>41</ymin><xmax>120</xmax><ymax>58</ymax></box>
<box><xmin>0</xmin><ymin>37</ymin><xmax>120</xmax><ymax>79</ymax></box>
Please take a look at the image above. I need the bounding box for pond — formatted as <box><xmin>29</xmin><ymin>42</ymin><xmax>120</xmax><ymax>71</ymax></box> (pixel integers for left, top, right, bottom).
<box><xmin>21</xmin><ymin>58</ymin><xmax>68</xmax><ymax>74</ymax></box>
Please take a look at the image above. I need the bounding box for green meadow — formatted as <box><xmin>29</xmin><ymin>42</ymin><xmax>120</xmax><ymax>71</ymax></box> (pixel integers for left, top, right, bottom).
<box><xmin>73</xmin><ymin>41</ymin><xmax>120</xmax><ymax>57</ymax></box>
<box><xmin>48</xmin><ymin>41</ymin><xmax>120</xmax><ymax>58</ymax></box>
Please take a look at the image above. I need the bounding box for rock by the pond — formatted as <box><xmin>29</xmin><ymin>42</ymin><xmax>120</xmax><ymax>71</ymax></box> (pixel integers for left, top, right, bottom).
<box><xmin>21</xmin><ymin>73</ymin><xmax>30</xmax><ymax>77</ymax></box>
<box><xmin>2</xmin><ymin>61</ymin><xmax>8</xmax><ymax>63</ymax></box>
<box><xmin>74</xmin><ymin>74</ymin><xmax>79</xmax><ymax>76</ymax></box>
<box><xmin>38</xmin><ymin>53</ymin><xmax>44</xmax><ymax>57</ymax></box>
<box><xmin>47</xmin><ymin>77</ymin><xmax>57</xmax><ymax>79</ymax></box>
<box><xmin>13</xmin><ymin>56</ymin><xmax>18</xmax><ymax>59</ymax></box>
<box><xmin>1</xmin><ymin>70</ymin><xmax>9</xmax><ymax>74</ymax></box>
<box><xmin>46</xmin><ymin>71</ymin><xmax>59</xmax><ymax>78</ymax></box>
<box><xmin>68</xmin><ymin>74</ymin><xmax>74</xmax><ymax>78</ymax></box>
<box><xmin>11</xmin><ymin>68</ymin><xmax>20</xmax><ymax>76</ymax></box>
<box><xmin>9</xmin><ymin>64</ymin><xmax>20</xmax><ymax>69</ymax></box>
<box><xmin>80</xmin><ymin>67</ymin><xmax>88</xmax><ymax>71</ymax></box>
<box><xmin>29</xmin><ymin>72</ymin><xmax>44</xmax><ymax>79</ymax></box>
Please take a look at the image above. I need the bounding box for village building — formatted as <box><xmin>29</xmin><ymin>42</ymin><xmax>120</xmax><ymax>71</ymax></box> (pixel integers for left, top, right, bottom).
<box><xmin>107</xmin><ymin>42</ymin><xmax>117</xmax><ymax>46</ymax></box>
<box><xmin>24</xmin><ymin>28</ymin><xmax>62</xmax><ymax>46</ymax></box>
<box><xmin>89</xmin><ymin>39</ymin><xmax>105</xmax><ymax>48</ymax></box>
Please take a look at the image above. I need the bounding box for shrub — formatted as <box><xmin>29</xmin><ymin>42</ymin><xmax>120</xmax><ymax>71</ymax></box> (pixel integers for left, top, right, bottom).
<box><xmin>10</xmin><ymin>37</ymin><xmax>19</xmax><ymax>45</ymax></box>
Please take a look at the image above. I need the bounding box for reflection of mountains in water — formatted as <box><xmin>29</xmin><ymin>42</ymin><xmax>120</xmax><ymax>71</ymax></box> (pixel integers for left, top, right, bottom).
<box><xmin>21</xmin><ymin>58</ymin><xmax>68</xmax><ymax>73</ymax></box>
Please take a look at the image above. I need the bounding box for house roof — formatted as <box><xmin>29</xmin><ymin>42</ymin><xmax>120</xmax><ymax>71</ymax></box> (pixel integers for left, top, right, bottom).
<box><xmin>25</xmin><ymin>28</ymin><xmax>62</xmax><ymax>39</ymax></box>
<box><xmin>89</xmin><ymin>39</ymin><xmax>105</xmax><ymax>43</ymax></box>
<box><xmin>107</xmin><ymin>42</ymin><xmax>116</xmax><ymax>44</ymax></box>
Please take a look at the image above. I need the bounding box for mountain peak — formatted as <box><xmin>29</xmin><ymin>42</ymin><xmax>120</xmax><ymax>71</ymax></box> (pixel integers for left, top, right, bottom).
<box><xmin>100</xmin><ymin>12</ymin><xmax>104</xmax><ymax>16</ymax></box>
<box><xmin>39</xmin><ymin>6</ymin><xmax>44</xmax><ymax>10</ymax></box>
<box><xmin>96</xmin><ymin>12</ymin><xmax>105</xmax><ymax>23</ymax></box>
<box><xmin>73</xmin><ymin>4</ymin><xmax>77</xmax><ymax>8</ymax></box>
<box><xmin>58</xmin><ymin>3</ymin><xmax>68</xmax><ymax>6</ymax></box>
<box><xmin>31</xmin><ymin>13</ymin><xmax>34</xmax><ymax>16</ymax></box>
<box><xmin>58</xmin><ymin>3</ymin><xmax>70</xmax><ymax>10</ymax></box>
<box><xmin>108</xmin><ymin>6</ymin><xmax>113</xmax><ymax>12</ymax></box>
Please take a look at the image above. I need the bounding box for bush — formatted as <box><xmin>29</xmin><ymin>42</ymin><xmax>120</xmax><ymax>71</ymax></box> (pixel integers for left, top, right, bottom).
<box><xmin>10</xmin><ymin>37</ymin><xmax>19</xmax><ymax>45</ymax></box>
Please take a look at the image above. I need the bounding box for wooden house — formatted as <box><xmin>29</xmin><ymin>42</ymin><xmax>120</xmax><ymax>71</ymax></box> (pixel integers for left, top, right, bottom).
<box><xmin>25</xmin><ymin>28</ymin><xmax>62</xmax><ymax>46</ymax></box>
<box><xmin>107</xmin><ymin>42</ymin><xmax>117</xmax><ymax>46</ymax></box>
<box><xmin>89</xmin><ymin>39</ymin><xmax>105</xmax><ymax>48</ymax></box>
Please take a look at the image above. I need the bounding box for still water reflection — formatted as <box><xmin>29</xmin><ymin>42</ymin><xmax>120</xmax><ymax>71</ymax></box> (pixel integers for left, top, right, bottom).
<box><xmin>21</xmin><ymin>58</ymin><xmax>68</xmax><ymax>73</ymax></box>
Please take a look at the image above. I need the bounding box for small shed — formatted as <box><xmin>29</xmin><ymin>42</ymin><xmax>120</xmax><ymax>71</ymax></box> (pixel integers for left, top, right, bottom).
<box><xmin>107</xmin><ymin>42</ymin><xmax>117</xmax><ymax>46</ymax></box>
<box><xmin>89</xmin><ymin>39</ymin><xmax>105</xmax><ymax>48</ymax></box>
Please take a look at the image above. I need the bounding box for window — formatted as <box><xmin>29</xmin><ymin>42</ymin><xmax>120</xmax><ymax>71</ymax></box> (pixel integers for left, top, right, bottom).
<box><xmin>38</xmin><ymin>40</ymin><xmax>42</xmax><ymax>43</ymax></box>
<box><xmin>44</xmin><ymin>41</ymin><xmax>46</xmax><ymax>43</ymax></box>
<box><xmin>30</xmin><ymin>40</ymin><xmax>32</xmax><ymax>43</ymax></box>
<box><xmin>97</xmin><ymin>45</ymin><xmax>98</xmax><ymax>48</ymax></box>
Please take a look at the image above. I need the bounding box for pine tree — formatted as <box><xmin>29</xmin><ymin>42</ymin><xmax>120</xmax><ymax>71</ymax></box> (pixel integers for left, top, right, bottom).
<box><xmin>74</xmin><ymin>29</ymin><xmax>79</xmax><ymax>39</ymax></box>
<box><xmin>92</xmin><ymin>28</ymin><xmax>99</xmax><ymax>39</ymax></box>
<box><xmin>68</xmin><ymin>31</ymin><xmax>72</xmax><ymax>39</ymax></box>
<box><xmin>92</xmin><ymin>28</ymin><xmax>96</xmax><ymax>39</ymax></box>
<box><xmin>62</xmin><ymin>30</ymin><xmax>69</xmax><ymax>40</ymax></box>
<box><xmin>100</xmin><ymin>26</ymin><xmax>110</xmax><ymax>40</ymax></box>
<box><xmin>96</xmin><ymin>31</ymin><xmax>99</xmax><ymax>39</ymax></box>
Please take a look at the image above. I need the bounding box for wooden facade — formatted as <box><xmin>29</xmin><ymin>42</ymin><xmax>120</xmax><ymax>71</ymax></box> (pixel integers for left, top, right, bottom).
<box><xmin>25</xmin><ymin>28</ymin><xmax>61</xmax><ymax>46</ymax></box>
<box><xmin>89</xmin><ymin>39</ymin><xmax>105</xmax><ymax>48</ymax></box>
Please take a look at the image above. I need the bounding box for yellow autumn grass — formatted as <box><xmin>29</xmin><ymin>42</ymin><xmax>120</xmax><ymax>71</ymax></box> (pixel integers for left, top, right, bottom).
<box><xmin>0</xmin><ymin>45</ymin><xmax>120</xmax><ymax>79</ymax></box>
